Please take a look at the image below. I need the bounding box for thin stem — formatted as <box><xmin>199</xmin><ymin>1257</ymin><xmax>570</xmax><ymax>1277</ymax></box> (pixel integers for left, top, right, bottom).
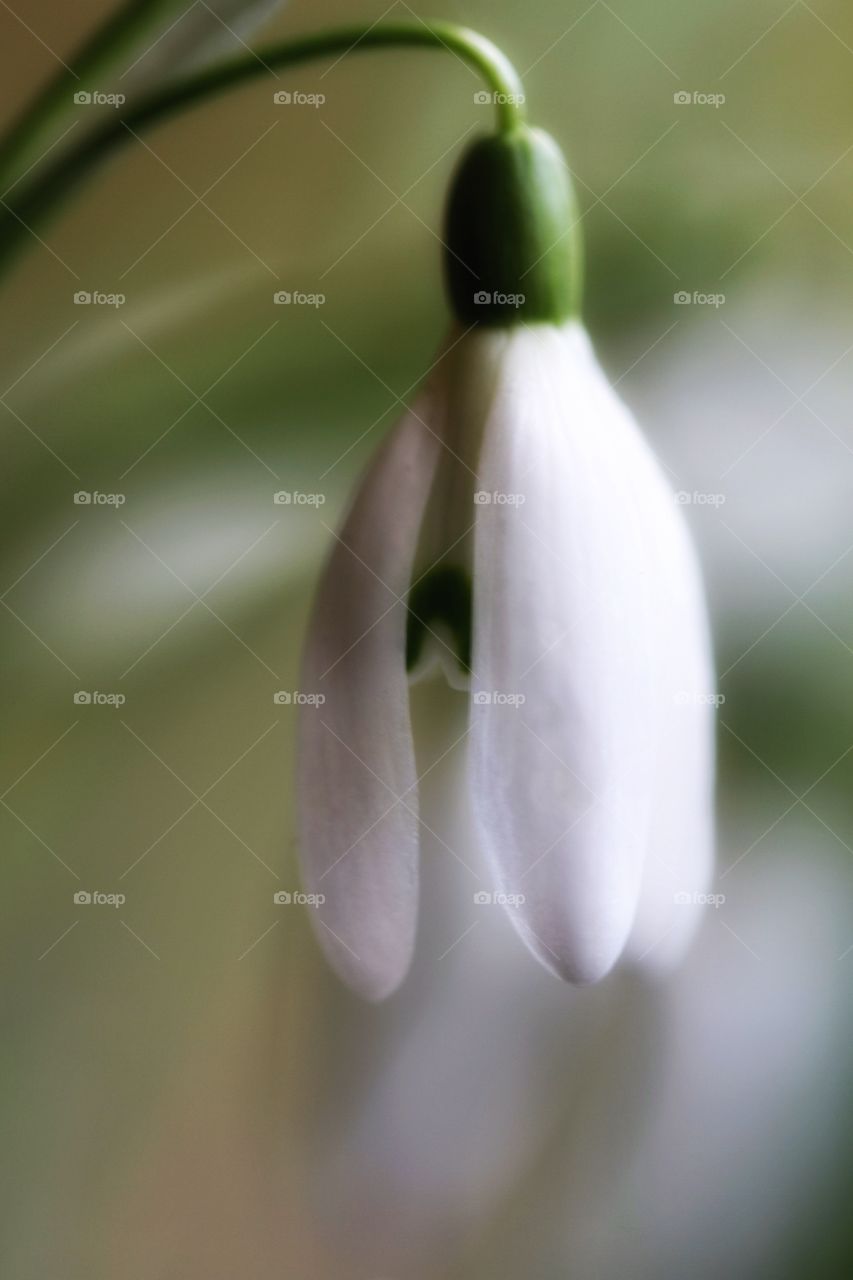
<box><xmin>0</xmin><ymin>0</ymin><xmax>198</xmax><ymax>189</ymax></box>
<box><xmin>0</xmin><ymin>22</ymin><xmax>527</xmax><ymax>280</ymax></box>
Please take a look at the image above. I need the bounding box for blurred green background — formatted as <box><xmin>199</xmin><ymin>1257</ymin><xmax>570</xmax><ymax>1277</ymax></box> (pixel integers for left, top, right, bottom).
<box><xmin>1</xmin><ymin>1</ymin><xmax>852</xmax><ymax>1276</ymax></box>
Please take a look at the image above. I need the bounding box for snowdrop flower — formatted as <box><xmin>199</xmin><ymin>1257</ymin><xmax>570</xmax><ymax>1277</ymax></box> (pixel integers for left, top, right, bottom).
<box><xmin>297</xmin><ymin>124</ymin><xmax>715</xmax><ymax>999</ymax></box>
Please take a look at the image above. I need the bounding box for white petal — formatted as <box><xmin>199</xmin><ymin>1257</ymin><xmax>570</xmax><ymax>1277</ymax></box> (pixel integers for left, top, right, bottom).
<box><xmin>470</xmin><ymin>322</ymin><xmax>714</xmax><ymax>984</ymax></box>
<box><xmin>297</xmin><ymin>396</ymin><xmax>442</xmax><ymax>1000</ymax></box>
<box><xmin>622</xmin><ymin>542</ymin><xmax>715</xmax><ymax>970</ymax></box>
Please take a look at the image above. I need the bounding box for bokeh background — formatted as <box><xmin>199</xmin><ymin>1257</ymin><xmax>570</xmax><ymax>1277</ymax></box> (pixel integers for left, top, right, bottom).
<box><xmin>1</xmin><ymin>1</ymin><xmax>852</xmax><ymax>1276</ymax></box>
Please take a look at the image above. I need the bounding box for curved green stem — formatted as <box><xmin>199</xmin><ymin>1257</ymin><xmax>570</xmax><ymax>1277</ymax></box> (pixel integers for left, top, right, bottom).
<box><xmin>0</xmin><ymin>22</ymin><xmax>526</xmax><ymax>281</ymax></box>
<box><xmin>0</xmin><ymin>0</ymin><xmax>207</xmax><ymax>189</ymax></box>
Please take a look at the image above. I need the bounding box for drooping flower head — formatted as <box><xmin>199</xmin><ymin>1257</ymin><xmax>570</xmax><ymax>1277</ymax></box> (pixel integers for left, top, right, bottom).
<box><xmin>297</xmin><ymin>118</ymin><xmax>715</xmax><ymax>1000</ymax></box>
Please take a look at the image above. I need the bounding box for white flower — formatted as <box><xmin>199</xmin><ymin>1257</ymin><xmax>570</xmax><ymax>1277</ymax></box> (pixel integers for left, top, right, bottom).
<box><xmin>297</xmin><ymin>318</ymin><xmax>715</xmax><ymax>999</ymax></box>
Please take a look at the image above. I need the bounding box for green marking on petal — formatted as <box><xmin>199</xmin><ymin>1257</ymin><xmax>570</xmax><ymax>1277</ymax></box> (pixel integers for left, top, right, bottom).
<box><xmin>406</xmin><ymin>565</ymin><xmax>472</xmax><ymax>675</ymax></box>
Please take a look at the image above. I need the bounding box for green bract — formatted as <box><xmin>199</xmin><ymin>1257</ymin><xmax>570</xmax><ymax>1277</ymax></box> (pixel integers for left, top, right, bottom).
<box><xmin>443</xmin><ymin>126</ymin><xmax>582</xmax><ymax>327</ymax></box>
<box><xmin>406</xmin><ymin>565</ymin><xmax>473</xmax><ymax>677</ymax></box>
